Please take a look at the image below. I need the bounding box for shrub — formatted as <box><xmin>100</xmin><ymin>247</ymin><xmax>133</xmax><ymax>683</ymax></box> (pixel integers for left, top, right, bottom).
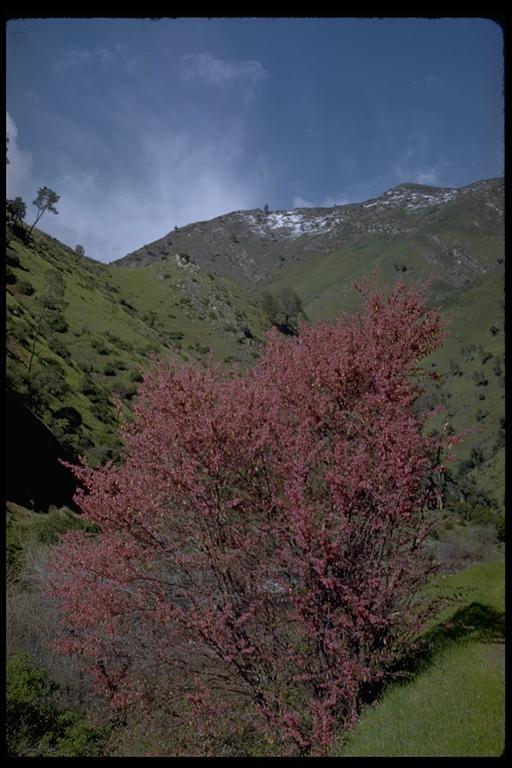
<box><xmin>7</xmin><ymin>651</ymin><xmax>109</xmax><ymax>757</ymax></box>
<box><xmin>46</xmin><ymin>280</ymin><xmax>451</xmax><ymax>756</ymax></box>
<box><xmin>469</xmin><ymin>447</ymin><xmax>485</xmax><ymax>467</ymax></box>
<box><xmin>448</xmin><ymin>360</ymin><xmax>462</xmax><ymax>377</ymax></box>
<box><xmin>47</xmin><ymin>312</ymin><xmax>69</xmax><ymax>334</ymax></box>
<box><xmin>129</xmin><ymin>368</ymin><xmax>144</xmax><ymax>383</ymax></box>
<box><xmin>10</xmin><ymin>323</ymin><xmax>31</xmax><ymax>346</ymax></box>
<box><xmin>109</xmin><ymin>381</ymin><xmax>137</xmax><ymax>400</ymax></box>
<box><xmin>80</xmin><ymin>374</ymin><xmax>99</xmax><ymax>397</ymax></box>
<box><xmin>90</xmin><ymin>400</ymin><xmax>114</xmax><ymax>424</ymax></box>
<box><xmin>48</xmin><ymin>337</ymin><xmax>70</xmax><ymax>359</ymax></box>
<box><xmin>18</xmin><ymin>280</ymin><xmax>35</xmax><ymax>296</ymax></box>
<box><xmin>472</xmin><ymin>370</ymin><xmax>488</xmax><ymax>387</ymax></box>
<box><xmin>120</xmin><ymin>298</ymin><xmax>137</xmax><ymax>313</ymax></box>
<box><xmin>29</xmin><ymin>368</ymin><xmax>69</xmax><ymax>401</ymax></box>
<box><xmin>53</xmin><ymin>406</ymin><xmax>83</xmax><ymax>433</ymax></box>
<box><xmin>91</xmin><ymin>338</ymin><xmax>111</xmax><ymax>355</ymax></box>
<box><xmin>6</xmin><ymin>248</ymin><xmax>21</xmax><ymax>267</ymax></box>
<box><xmin>428</xmin><ymin>524</ymin><xmax>501</xmax><ymax>569</ymax></box>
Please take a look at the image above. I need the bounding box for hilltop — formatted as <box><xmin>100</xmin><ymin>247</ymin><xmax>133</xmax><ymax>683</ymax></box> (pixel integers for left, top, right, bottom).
<box><xmin>116</xmin><ymin>178</ymin><xmax>503</xmax><ymax>296</ymax></box>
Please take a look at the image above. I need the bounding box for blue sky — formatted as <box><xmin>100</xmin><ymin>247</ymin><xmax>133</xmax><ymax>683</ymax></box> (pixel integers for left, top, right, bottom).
<box><xmin>6</xmin><ymin>17</ymin><xmax>503</xmax><ymax>263</ymax></box>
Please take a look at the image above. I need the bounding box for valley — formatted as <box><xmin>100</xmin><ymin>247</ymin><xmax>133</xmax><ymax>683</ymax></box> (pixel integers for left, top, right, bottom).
<box><xmin>5</xmin><ymin>176</ymin><xmax>505</xmax><ymax>757</ymax></box>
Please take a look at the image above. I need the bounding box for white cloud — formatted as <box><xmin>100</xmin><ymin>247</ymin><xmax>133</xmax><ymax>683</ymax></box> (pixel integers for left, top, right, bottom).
<box><xmin>6</xmin><ymin>114</ymin><xmax>271</xmax><ymax>263</ymax></box>
<box><xmin>6</xmin><ymin>112</ymin><xmax>33</xmax><ymax>198</ymax></box>
<box><xmin>53</xmin><ymin>45</ymin><xmax>114</xmax><ymax>70</ymax></box>
<box><xmin>180</xmin><ymin>52</ymin><xmax>268</xmax><ymax>102</ymax></box>
<box><xmin>293</xmin><ymin>193</ymin><xmax>352</xmax><ymax>209</ymax></box>
<box><xmin>393</xmin><ymin>159</ymin><xmax>441</xmax><ymax>187</ymax></box>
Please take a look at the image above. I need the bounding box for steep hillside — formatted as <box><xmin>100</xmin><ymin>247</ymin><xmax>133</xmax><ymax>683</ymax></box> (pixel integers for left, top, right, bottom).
<box><xmin>6</xmin><ymin>224</ymin><xmax>267</xmax><ymax>472</ymax></box>
<box><xmin>115</xmin><ymin>177</ymin><xmax>504</xmax><ymax>515</ymax></box>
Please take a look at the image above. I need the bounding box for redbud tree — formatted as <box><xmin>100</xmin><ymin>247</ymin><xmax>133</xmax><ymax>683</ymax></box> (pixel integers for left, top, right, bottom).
<box><xmin>46</xmin><ymin>280</ymin><xmax>453</xmax><ymax>756</ymax></box>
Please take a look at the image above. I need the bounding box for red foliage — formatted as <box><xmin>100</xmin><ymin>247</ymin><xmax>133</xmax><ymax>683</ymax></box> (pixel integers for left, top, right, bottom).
<box><xmin>46</xmin><ymin>280</ymin><xmax>451</xmax><ymax>755</ymax></box>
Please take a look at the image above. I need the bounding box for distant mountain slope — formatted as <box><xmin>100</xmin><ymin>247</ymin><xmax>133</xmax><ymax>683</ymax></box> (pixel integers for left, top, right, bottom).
<box><xmin>115</xmin><ymin>178</ymin><xmax>503</xmax><ymax>294</ymax></box>
<box><xmin>114</xmin><ymin>177</ymin><xmax>504</xmax><ymax>515</ymax></box>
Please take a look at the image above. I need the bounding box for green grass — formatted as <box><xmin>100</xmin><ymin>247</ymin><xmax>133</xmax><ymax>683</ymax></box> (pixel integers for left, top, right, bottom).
<box><xmin>6</xmin><ymin>224</ymin><xmax>268</xmax><ymax>463</ymax></box>
<box><xmin>332</xmin><ymin>561</ymin><xmax>505</xmax><ymax>757</ymax></box>
<box><xmin>338</xmin><ymin>642</ymin><xmax>504</xmax><ymax>757</ymax></box>
<box><xmin>427</xmin><ymin>559</ymin><xmax>504</xmax><ymax>616</ymax></box>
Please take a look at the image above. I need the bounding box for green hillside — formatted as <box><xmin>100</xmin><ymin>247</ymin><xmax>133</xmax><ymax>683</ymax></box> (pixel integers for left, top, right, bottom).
<box><xmin>6</xmin><ymin>224</ymin><xmax>267</xmax><ymax>468</ymax></box>
<box><xmin>270</xmin><ymin>258</ymin><xmax>504</xmax><ymax>502</ymax></box>
<box><xmin>257</xmin><ymin>235</ymin><xmax>504</xmax><ymax>519</ymax></box>
<box><xmin>6</xmin><ymin>182</ymin><xmax>504</xmax><ymax>522</ymax></box>
<box><xmin>112</xmin><ymin>178</ymin><xmax>504</xmax><ymax>517</ymax></box>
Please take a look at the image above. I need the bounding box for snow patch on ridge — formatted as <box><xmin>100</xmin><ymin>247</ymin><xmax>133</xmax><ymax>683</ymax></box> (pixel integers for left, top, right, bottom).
<box><xmin>363</xmin><ymin>186</ymin><xmax>459</xmax><ymax>211</ymax></box>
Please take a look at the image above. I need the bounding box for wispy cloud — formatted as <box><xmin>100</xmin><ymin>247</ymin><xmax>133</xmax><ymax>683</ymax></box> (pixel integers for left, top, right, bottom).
<box><xmin>413</xmin><ymin>169</ymin><xmax>440</xmax><ymax>185</ymax></box>
<box><xmin>390</xmin><ymin>130</ymin><xmax>449</xmax><ymax>188</ymax></box>
<box><xmin>293</xmin><ymin>195</ymin><xmax>313</xmax><ymax>208</ymax></box>
<box><xmin>293</xmin><ymin>193</ymin><xmax>352</xmax><ymax>209</ymax></box>
<box><xmin>6</xmin><ymin>112</ymin><xmax>33</xmax><ymax>198</ymax></box>
<box><xmin>321</xmin><ymin>195</ymin><xmax>352</xmax><ymax>207</ymax></box>
<box><xmin>54</xmin><ymin>45</ymin><xmax>114</xmax><ymax>70</ymax></box>
<box><xmin>180</xmin><ymin>52</ymin><xmax>268</xmax><ymax>102</ymax></box>
<box><xmin>6</xmin><ymin>112</ymin><xmax>272</xmax><ymax>263</ymax></box>
<box><xmin>392</xmin><ymin>160</ymin><xmax>442</xmax><ymax>187</ymax></box>
<box><xmin>411</xmin><ymin>75</ymin><xmax>441</xmax><ymax>93</ymax></box>
<box><xmin>53</xmin><ymin>43</ymin><xmax>138</xmax><ymax>74</ymax></box>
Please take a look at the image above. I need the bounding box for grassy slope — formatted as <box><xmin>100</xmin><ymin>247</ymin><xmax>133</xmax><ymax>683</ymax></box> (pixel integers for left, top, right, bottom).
<box><xmin>6</xmin><ymin>225</ymin><xmax>267</xmax><ymax>463</ymax></box>
<box><xmin>259</xmin><ymin>234</ymin><xmax>505</xmax><ymax>511</ymax></box>
<box><xmin>332</xmin><ymin>561</ymin><xmax>505</xmax><ymax>757</ymax></box>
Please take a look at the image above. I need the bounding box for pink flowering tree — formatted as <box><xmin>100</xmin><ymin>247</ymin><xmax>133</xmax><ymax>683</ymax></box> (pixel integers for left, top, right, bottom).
<box><xmin>45</xmin><ymin>280</ymin><xmax>454</xmax><ymax>755</ymax></box>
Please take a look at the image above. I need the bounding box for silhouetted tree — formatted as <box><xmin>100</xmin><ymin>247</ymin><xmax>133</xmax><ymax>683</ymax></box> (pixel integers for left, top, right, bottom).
<box><xmin>28</xmin><ymin>187</ymin><xmax>60</xmax><ymax>238</ymax></box>
<box><xmin>6</xmin><ymin>197</ymin><xmax>27</xmax><ymax>225</ymax></box>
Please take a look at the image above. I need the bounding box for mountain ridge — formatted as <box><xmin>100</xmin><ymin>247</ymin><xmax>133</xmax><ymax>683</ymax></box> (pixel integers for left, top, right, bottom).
<box><xmin>114</xmin><ymin>177</ymin><xmax>504</xmax><ymax>292</ymax></box>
